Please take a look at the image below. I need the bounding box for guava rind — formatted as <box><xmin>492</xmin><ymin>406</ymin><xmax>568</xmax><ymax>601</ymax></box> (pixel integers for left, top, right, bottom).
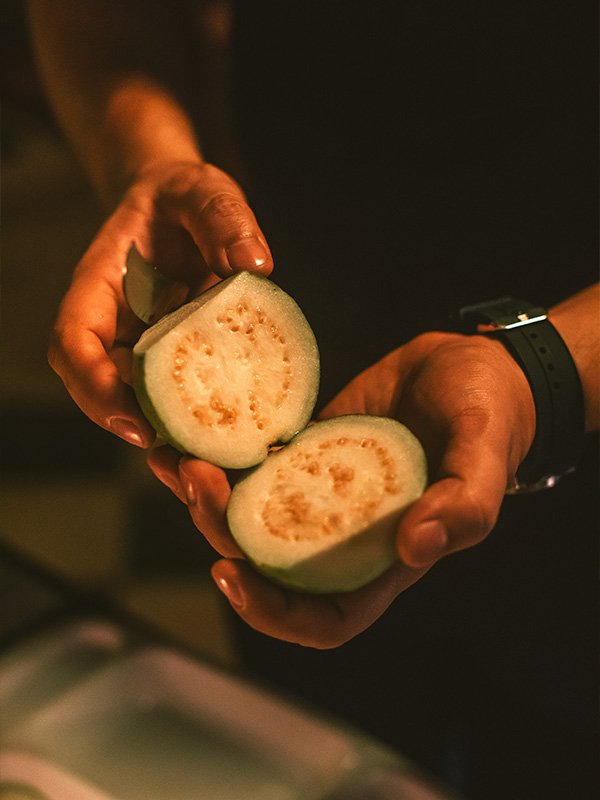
<box><xmin>132</xmin><ymin>358</ymin><xmax>190</xmax><ymax>454</ymax></box>
<box><xmin>132</xmin><ymin>272</ymin><xmax>320</xmax><ymax>468</ymax></box>
<box><xmin>227</xmin><ymin>415</ymin><xmax>427</xmax><ymax>593</ymax></box>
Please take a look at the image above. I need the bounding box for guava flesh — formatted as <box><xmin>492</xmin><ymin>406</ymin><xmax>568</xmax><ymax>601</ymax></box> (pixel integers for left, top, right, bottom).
<box><xmin>227</xmin><ymin>415</ymin><xmax>427</xmax><ymax>592</ymax></box>
<box><xmin>133</xmin><ymin>272</ymin><xmax>320</xmax><ymax>468</ymax></box>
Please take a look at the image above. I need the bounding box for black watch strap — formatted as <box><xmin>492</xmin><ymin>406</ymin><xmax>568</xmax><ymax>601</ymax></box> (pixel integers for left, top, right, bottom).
<box><xmin>459</xmin><ymin>297</ymin><xmax>585</xmax><ymax>492</ymax></box>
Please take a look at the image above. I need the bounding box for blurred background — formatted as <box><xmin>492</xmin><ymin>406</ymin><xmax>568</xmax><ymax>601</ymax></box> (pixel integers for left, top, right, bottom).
<box><xmin>1</xmin><ymin>3</ymin><xmax>598</xmax><ymax>800</ymax></box>
<box><xmin>1</xmin><ymin>2</ymin><xmax>239</xmax><ymax>665</ymax></box>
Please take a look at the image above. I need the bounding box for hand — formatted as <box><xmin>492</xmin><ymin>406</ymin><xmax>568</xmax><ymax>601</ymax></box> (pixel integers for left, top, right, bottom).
<box><xmin>320</xmin><ymin>332</ymin><xmax>536</xmax><ymax>567</ymax></box>
<box><xmin>148</xmin><ymin>331</ymin><xmax>536</xmax><ymax>648</ymax></box>
<box><xmin>48</xmin><ymin>160</ymin><xmax>273</xmax><ymax>447</ymax></box>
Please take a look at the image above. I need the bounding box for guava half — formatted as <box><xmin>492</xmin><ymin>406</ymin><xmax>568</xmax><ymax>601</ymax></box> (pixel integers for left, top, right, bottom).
<box><xmin>133</xmin><ymin>272</ymin><xmax>320</xmax><ymax>469</ymax></box>
<box><xmin>227</xmin><ymin>415</ymin><xmax>427</xmax><ymax>593</ymax></box>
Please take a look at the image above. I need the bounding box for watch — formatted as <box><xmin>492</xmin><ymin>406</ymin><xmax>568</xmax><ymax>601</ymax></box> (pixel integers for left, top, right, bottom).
<box><xmin>459</xmin><ymin>296</ymin><xmax>585</xmax><ymax>493</ymax></box>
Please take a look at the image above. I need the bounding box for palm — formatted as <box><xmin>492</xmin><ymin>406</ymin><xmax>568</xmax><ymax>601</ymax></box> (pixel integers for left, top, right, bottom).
<box><xmin>321</xmin><ymin>332</ymin><xmax>532</xmax><ymax>485</ymax></box>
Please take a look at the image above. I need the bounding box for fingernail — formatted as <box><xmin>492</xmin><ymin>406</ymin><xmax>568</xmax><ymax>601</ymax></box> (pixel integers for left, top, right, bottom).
<box><xmin>226</xmin><ymin>238</ymin><xmax>269</xmax><ymax>271</ymax></box>
<box><xmin>214</xmin><ymin>575</ymin><xmax>246</xmax><ymax>610</ymax></box>
<box><xmin>109</xmin><ymin>417</ymin><xmax>144</xmax><ymax>447</ymax></box>
<box><xmin>406</xmin><ymin>520</ymin><xmax>448</xmax><ymax>566</ymax></box>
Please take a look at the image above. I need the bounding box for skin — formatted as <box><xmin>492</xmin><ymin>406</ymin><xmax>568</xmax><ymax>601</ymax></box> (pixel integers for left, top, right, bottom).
<box><xmin>46</xmin><ymin>161</ymin><xmax>273</xmax><ymax>447</ymax></box>
<box><xmin>31</xmin><ymin>1</ymin><xmax>599</xmax><ymax>647</ymax></box>
<box><xmin>31</xmin><ymin>0</ymin><xmax>272</xmax><ymax>445</ymax></box>
<box><xmin>148</xmin><ymin>285</ymin><xmax>599</xmax><ymax>648</ymax></box>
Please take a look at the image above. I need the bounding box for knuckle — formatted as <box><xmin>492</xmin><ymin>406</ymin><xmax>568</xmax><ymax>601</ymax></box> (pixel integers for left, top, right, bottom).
<box><xmin>155</xmin><ymin>162</ymin><xmax>234</xmax><ymax>206</ymax></box>
<box><xmin>200</xmin><ymin>191</ymin><xmax>250</xmax><ymax>230</ymax></box>
<box><xmin>199</xmin><ymin>163</ymin><xmax>245</xmax><ymax>199</ymax></box>
<box><xmin>464</xmin><ymin>489</ymin><xmax>498</xmax><ymax>542</ymax></box>
<box><xmin>152</xmin><ymin>161</ymin><xmax>207</xmax><ymax>195</ymax></box>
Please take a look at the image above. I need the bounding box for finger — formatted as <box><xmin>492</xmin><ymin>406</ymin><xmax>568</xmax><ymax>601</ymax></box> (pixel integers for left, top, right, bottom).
<box><xmin>162</xmin><ymin>164</ymin><xmax>274</xmax><ymax>278</ymax></box>
<box><xmin>178</xmin><ymin>457</ymin><xmax>243</xmax><ymax>558</ymax></box>
<box><xmin>48</xmin><ymin>206</ymin><xmax>157</xmax><ymax>446</ymax></box>
<box><xmin>49</xmin><ymin>262</ymin><xmax>155</xmax><ymax>447</ymax></box>
<box><xmin>49</xmin><ymin>323</ymin><xmax>154</xmax><ymax>447</ymax></box>
<box><xmin>211</xmin><ymin>559</ymin><xmax>428</xmax><ymax>648</ymax></box>
<box><xmin>147</xmin><ymin>443</ymin><xmax>186</xmax><ymax>502</ymax></box>
<box><xmin>109</xmin><ymin>343</ymin><xmax>135</xmax><ymax>386</ymax></box>
<box><xmin>397</xmin><ymin>412</ymin><xmax>509</xmax><ymax>567</ymax></box>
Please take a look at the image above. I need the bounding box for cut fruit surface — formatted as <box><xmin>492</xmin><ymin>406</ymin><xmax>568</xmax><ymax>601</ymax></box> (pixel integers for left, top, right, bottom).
<box><xmin>133</xmin><ymin>272</ymin><xmax>319</xmax><ymax>468</ymax></box>
<box><xmin>227</xmin><ymin>415</ymin><xmax>427</xmax><ymax>592</ymax></box>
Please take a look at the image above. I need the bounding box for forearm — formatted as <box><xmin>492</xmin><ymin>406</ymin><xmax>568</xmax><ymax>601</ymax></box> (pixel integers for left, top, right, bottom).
<box><xmin>29</xmin><ymin>0</ymin><xmax>204</xmax><ymax>205</ymax></box>
<box><xmin>548</xmin><ymin>284</ymin><xmax>599</xmax><ymax>432</ymax></box>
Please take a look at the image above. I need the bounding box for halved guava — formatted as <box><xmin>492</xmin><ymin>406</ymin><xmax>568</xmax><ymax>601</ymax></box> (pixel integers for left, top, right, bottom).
<box><xmin>227</xmin><ymin>415</ymin><xmax>427</xmax><ymax>593</ymax></box>
<box><xmin>133</xmin><ymin>272</ymin><xmax>320</xmax><ymax>469</ymax></box>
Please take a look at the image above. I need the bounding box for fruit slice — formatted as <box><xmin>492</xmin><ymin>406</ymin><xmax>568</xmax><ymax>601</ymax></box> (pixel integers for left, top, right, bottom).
<box><xmin>133</xmin><ymin>272</ymin><xmax>320</xmax><ymax>468</ymax></box>
<box><xmin>227</xmin><ymin>415</ymin><xmax>427</xmax><ymax>593</ymax></box>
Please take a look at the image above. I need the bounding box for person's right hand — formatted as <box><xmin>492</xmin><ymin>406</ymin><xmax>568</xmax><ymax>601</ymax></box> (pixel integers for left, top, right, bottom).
<box><xmin>147</xmin><ymin>329</ymin><xmax>536</xmax><ymax>647</ymax></box>
<box><xmin>48</xmin><ymin>160</ymin><xmax>273</xmax><ymax>448</ymax></box>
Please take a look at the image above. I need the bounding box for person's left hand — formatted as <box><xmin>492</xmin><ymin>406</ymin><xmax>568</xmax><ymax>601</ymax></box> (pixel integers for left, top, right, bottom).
<box><xmin>148</xmin><ymin>331</ymin><xmax>535</xmax><ymax>648</ymax></box>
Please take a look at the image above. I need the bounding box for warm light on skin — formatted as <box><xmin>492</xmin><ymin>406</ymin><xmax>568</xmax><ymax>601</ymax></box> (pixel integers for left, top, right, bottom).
<box><xmin>101</xmin><ymin>77</ymin><xmax>203</xmax><ymax>202</ymax></box>
<box><xmin>29</xmin><ymin>1</ymin><xmax>205</xmax><ymax>205</ymax></box>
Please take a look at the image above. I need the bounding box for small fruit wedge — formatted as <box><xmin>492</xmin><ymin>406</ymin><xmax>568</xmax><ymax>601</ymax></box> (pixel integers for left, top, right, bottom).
<box><xmin>133</xmin><ymin>272</ymin><xmax>320</xmax><ymax>469</ymax></box>
<box><xmin>227</xmin><ymin>415</ymin><xmax>427</xmax><ymax>593</ymax></box>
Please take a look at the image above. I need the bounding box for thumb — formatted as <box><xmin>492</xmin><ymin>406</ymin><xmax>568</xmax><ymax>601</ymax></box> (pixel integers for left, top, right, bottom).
<box><xmin>397</xmin><ymin>413</ymin><xmax>510</xmax><ymax>568</ymax></box>
<box><xmin>165</xmin><ymin>164</ymin><xmax>273</xmax><ymax>277</ymax></box>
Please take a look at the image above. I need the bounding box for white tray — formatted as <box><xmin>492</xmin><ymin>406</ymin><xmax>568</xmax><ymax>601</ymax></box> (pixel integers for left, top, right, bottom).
<box><xmin>5</xmin><ymin>647</ymin><xmax>402</xmax><ymax>800</ymax></box>
<box><xmin>0</xmin><ymin>620</ymin><xmax>125</xmax><ymax>732</ymax></box>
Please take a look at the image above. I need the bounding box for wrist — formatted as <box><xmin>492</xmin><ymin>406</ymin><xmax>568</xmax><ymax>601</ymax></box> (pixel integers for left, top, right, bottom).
<box><xmin>459</xmin><ymin>295</ymin><xmax>587</xmax><ymax>491</ymax></box>
<box><xmin>548</xmin><ymin>285</ymin><xmax>600</xmax><ymax>432</ymax></box>
<box><xmin>95</xmin><ymin>82</ymin><xmax>204</xmax><ymax>206</ymax></box>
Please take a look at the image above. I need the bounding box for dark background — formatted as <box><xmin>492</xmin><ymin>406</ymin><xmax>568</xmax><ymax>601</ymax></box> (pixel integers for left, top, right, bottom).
<box><xmin>2</xmin><ymin>2</ymin><xmax>598</xmax><ymax>799</ymax></box>
<box><xmin>230</xmin><ymin>4</ymin><xmax>599</xmax><ymax>799</ymax></box>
